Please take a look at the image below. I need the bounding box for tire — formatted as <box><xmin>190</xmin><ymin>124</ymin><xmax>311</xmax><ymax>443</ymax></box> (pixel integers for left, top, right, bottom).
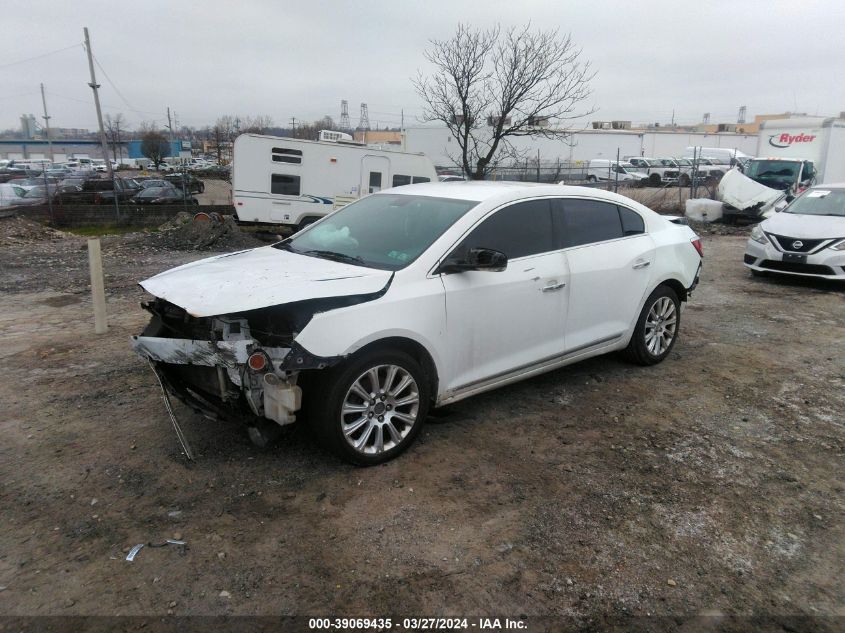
<box><xmin>199</xmin><ymin>184</ymin><xmax>205</xmax><ymax>193</ymax></box>
<box><xmin>306</xmin><ymin>349</ymin><xmax>430</xmax><ymax>465</ymax></box>
<box><xmin>649</xmin><ymin>173</ymin><xmax>662</xmax><ymax>187</ymax></box>
<box><xmin>587</xmin><ymin>175</ymin><xmax>597</xmax><ymax>183</ymax></box>
<box><xmin>679</xmin><ymin>174</ymin><xmax>690</xmax><ymax>187</ymax></box>
<box><xmin>296</xmin><ymin>217</ymin><xmax>319</xmax><ymax>232</ymax></box>
<box><xmin>623</xmin><ymin>285</ymin><xmax>681</xmax><ymax>366</ymax></box>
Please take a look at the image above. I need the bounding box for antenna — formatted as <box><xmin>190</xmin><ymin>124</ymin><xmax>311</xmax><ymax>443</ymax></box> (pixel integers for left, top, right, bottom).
<box><xmin>340</xmin><ymin>100</ymin><xmax>351</xmax><ymax>131</ymax></box>
<box><xmin>737</xmin><ymin>105</ymin><xmax>746</xmax><ymax>124</ymax></box>
<box><xmin>357</xmin><ymin>103</ymin><xmax>370</xmax><ymax>131</ymax></box>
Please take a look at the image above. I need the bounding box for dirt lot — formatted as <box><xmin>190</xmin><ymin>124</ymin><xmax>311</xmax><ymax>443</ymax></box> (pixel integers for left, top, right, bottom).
<box><xmin>0</xmin><ymin>215</ymin><xmax>843</xmax><ymax>626</ymax></box>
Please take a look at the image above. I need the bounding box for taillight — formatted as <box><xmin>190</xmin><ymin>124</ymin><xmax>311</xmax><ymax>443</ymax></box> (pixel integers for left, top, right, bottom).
<box><xmin>247</xmin><ymin>351</ymin><xmax>270</xmax><ymax>372</ymax></box>
<box><xmin>691</xmin><ymin>238</ymin><xmax>704</xmax><ymax>258</ymax></box>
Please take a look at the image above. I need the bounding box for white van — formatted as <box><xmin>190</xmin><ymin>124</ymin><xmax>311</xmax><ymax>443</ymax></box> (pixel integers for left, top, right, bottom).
<box><xmin>684</xmin><ymin>147</ymin><xmax>750</xmax><ymax>167</ymax></box>
<box><xmin>584</xmin><ymin>159</ymin><xmax>649</xmax><ymax>186</ymax></box>
<box><xmin>233</xmin><ymin>133</ymin><xmax>438</xmax><ymax>229</ymax></box>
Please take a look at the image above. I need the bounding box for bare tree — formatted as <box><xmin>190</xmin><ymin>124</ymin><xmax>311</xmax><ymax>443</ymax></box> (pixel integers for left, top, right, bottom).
<box><xmin>104</xmin><ymin>113</ymin><xmax>126</xmax><ymax>163</ymax></box>
<box><xmin>414</xmin><ymin>23</ymin><xmax>595</xmax><ymax>180</ymax></box>
<box><xmin>140</xmin><ymin>131</ymin><xmax>170</xmax><ymax>168</ymax></box>
<box><xmin>241</xmin><ymin>115</ymin><xmax>275</xmax><ymax>134</ymax></box>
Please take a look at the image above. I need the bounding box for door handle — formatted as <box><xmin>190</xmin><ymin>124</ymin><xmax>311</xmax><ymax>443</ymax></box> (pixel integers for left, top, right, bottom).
<box><xmin>541</xmin><ymin>282</ymin><xmax>566</xmax><ymax>292</ymax></box>
<box><xmin>632</xmin><ymin>260</ymin><xmax>651</xmax><ymax>269</ymax></box>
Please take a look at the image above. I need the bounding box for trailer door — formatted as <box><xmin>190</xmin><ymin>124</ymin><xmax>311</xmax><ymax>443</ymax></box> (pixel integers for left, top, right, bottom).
<box><xmin>361</xmin><ymin>155</ymin><xmax>390</xmax><ymax>194</ymax></box>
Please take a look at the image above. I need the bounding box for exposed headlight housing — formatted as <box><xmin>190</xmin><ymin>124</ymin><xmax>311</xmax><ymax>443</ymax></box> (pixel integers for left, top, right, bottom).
<box><xmin>830</xmin><ymin>239</ymin><xmax>845</xmax><ymax>251</ymax></box>
<box><xmin>750</xmin><ymin>225</ymin><xmax>768</xmax><ymax>244</ymax></box>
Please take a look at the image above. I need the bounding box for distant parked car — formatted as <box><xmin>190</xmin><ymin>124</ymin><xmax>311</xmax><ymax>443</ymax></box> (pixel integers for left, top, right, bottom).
<box><xmin>192</xmin><ymin>164</ymin><xmax>230</xmax><ymax>178</ymax></box>
<box><xmin>163</xmin><ymin>173</ymin><xmax>205</xmax><ymax>193</ymax></box>
<box><xmin>132</xmin><ymin>186</ymin><xmax>198</xmax><ymax>205</ymax></box>
<box><xmin>5</xmin><ymin>178</ymin><xmax>44</xmax><ymax>191</ymax></box>
<box><xmin>137</xmin><ymin>179</ymin><xmax>170</xmax><ymax>189</ymax></box>
<box><xmin>0</xmin><ymin>183</ymin><xmax>27</xmax><ymax>207</ymax></box>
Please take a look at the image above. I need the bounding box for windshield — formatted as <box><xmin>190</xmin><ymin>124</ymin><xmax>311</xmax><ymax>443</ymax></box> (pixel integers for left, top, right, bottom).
<box><xmin>277</xmin><ymin>193</ymin><xmax>478</xmax><ymax>271</ymax></box>
<box><xmin>645</xmin><ymin>159</ymin><xmax>663</xmax><ymax>167</ymax></box>
<box><xmin>676</xmin><ymin>158</ymin><xmax>692</xmax><ymax>166</ymax></box>
<box><xmin>784</xmin><ymin>189</ymin><xmax>845</xmax><ymax>217</ymax></box>
<box><xmin>745</xmin><ymin>160</ymin><xmax>800</xmax><ymax>189</ymax></box>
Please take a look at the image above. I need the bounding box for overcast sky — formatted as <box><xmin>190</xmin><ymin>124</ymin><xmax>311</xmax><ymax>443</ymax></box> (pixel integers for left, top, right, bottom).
<box><xmin>1</xmin><ymin>0</ymin><xmax>843</xmax><ymax>133</ymax></box>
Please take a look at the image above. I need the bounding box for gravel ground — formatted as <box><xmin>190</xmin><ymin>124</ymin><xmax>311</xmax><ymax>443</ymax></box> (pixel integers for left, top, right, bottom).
<box><xmin>0</xmin><ymin>216</ymin><xmax>843</xmax><ymax>628</ymax></box>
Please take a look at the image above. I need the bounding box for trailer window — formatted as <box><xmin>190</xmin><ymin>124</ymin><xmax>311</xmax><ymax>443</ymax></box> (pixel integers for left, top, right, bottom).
<box><xmin>412</xmin><ymin>176</ymin><xmax>430</xmax><ymax>184</ymax></box>
<box><xmin>392</xmin><ymin>175</ymin><xmax>412</xmax><ymax>187</ymax></box>
<box><xmin>369</xmin><ymin>172</ymin><xmax>382</xmax><ymax>194</ymax></box>
<box><xmin>271</xmin><ymin>174</ymin><xmax>301</xmax><ymax>196</ymax></box>
<box><xmin>271</xmin><ymin>148</ymin><xmax>303</xmax><ymax>164</ymax></box>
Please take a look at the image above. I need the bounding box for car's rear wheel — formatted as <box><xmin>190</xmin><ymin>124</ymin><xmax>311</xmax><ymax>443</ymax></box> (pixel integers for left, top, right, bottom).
<box><xmin>308</xmin><ymin>350</ymin><xmax>430</xmax><ymax>465</ymax></box>
<box><xmin>587</xmin><ymin>175</ymin><xmax>597</xmax><ymax>183</ymax></box>
<box><xmin>624</xmin><ymin>285</ymin><xmax>681</xmax><ymax>365</ymax></box>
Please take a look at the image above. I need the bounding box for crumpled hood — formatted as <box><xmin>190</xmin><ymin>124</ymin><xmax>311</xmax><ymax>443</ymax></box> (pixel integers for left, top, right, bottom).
<box><xmin>718</xmin><ymin>169</ymin><xmax>786</xmax><ymax>215</ymax></box>
<box><xmin>140</xmin><ymin>246</ymin><xmax>392</xmax><ymax>317</ymax></box>
<box><xmin>762</xmin><ymin>212</ymin><xmax>845</xmax><ymax>239</ymax></box>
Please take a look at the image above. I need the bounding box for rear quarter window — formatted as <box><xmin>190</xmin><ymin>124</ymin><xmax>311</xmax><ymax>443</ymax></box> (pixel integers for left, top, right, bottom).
<box><xmin>619</xmin><ymin>206</ymin><xmax>645</xmax><ymax>236</ymax></box>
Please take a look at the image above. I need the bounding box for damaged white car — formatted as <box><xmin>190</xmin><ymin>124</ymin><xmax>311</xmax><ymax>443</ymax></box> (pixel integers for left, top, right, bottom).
<box><xmin>133</xmin><ymin>182</ymin><xmax>703</xmax><ymax>464</ymax></box>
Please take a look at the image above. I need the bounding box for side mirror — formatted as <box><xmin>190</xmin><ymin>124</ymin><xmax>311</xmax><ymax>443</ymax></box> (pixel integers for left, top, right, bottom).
<box><xmin>438</xmin><ymin>247</ymin><xmax>508</xmax><ymax>274</ymax></box>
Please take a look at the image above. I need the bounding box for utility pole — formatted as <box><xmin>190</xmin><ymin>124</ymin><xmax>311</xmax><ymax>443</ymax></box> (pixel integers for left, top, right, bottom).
<box><xmin>84</xmin><ymin>27</ymin><xmax>120</xmax><ymax>222</ymax></box>
<box><xmin>40</xmin><ymin>83</ymin><xmax>54</xmax><ymax>163</ymax></box>
<box><xmin>166</xmin><ymin>107</ymin><xmax>175</xmax><ymax>166</ymax></box>
<box><xmin>83</xmin><ymin>27</ymin><xmax>114</xmax><ymax>181</ymax></box>
<box><xmin>290</xmin><ymin>117</ymin><xmax>297</xmax><ymax>136</ymax></box>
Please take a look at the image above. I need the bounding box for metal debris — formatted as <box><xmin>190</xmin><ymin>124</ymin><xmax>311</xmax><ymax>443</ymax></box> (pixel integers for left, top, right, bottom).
<box><xmin>124</xmin><ymin>539</ymin><xmax>188</xmax><ymax>562</ymax></box>
<box><xmin>125</xmin><ymin>543</ymin><xmax>144</xmax><ymax>562</ymax></box>
<box><xmin>146</xmin><ymin>358</ymin><xmax>195</xmax><ymax>461</ymax></box>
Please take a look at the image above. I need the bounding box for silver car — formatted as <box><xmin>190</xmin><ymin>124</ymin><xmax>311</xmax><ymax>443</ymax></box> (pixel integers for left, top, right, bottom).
<box><xmin>744</xmin><ymin>184</ymin><xmax>845</xmax><ymax>280</ymax></box>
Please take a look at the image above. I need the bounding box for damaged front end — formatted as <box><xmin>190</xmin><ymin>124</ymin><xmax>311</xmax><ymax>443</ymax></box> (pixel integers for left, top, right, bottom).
<box><xmin>131</xmin><ymin>278</ymin><xmax>391</xmax><ymax>444</ymax></box>
<box><xmin>132</xmin><ymin>299</ymin><xmax>314</xmax><ymax>430</ymax></box>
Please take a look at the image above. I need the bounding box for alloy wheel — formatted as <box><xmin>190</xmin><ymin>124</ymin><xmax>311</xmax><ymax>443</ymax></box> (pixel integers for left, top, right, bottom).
<box><xmin>644</xmin><ymin>296</ymin><xmax>678</xmax><ymax>356</ymax></box>
<box><xmin>340</xmin><ymin>364</ymin><xmax>420</xmax><ymax>455</ymax></box>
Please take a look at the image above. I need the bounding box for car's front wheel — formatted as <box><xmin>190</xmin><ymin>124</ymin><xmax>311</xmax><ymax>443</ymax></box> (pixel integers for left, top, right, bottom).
<box><xmin>624</xmin><ymin>285</ymin><xmax>681</xmax><ymax>365</ymax></box>
<box><xmin>308</xmin><ymin>349</ymin><xmax>430</xmax><ymax>465</ymax></box>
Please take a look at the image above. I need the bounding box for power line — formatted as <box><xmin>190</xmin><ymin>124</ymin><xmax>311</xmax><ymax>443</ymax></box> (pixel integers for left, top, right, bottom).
<box><xmin>92</xmin><ymin>54</ymin><xmax>151</xmax><ymax>120</ymax></box>
<box><xmin>0</xmin><ymin>43</ymin><xmax>83</xmax><ymax>71</ymax></box>
<box><xmin>46</xmin><ymin>90</ymin><xmax>162</xmax><ymax>116</ymax></box>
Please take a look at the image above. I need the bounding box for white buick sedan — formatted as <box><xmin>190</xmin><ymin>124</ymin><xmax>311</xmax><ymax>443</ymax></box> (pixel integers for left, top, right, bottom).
<box><xmin>744</xmin><ymin>184</ymin><xmax>845</xmax><ymax>280</ymax></box>
<box><xmin>133</xmin><ymin>182</ymin><xmax>703</xmax><ymax>464</ymax></box>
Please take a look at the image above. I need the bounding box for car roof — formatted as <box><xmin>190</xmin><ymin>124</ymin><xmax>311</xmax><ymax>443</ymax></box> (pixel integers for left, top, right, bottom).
<box><xmin>381</xmin><ymin>180</ymin><xmax>649</xmax><ymax>208</ymax></box>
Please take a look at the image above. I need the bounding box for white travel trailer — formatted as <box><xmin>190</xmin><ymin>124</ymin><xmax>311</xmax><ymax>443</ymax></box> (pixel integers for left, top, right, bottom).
<box><xmin>233</xmin><ymin>133</ymin><xmax>438</xmax><ymax>228</ymax></box>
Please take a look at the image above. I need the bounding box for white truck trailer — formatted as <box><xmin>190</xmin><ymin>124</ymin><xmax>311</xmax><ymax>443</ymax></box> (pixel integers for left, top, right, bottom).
<box><xmin>756</xmin><ymin>117</ymin><xmax>845</xmax><ymax>184</ymax></box>
<box><xmin>233</xmin><ymin>133</ymin><xmax>437</xmax><ymax>229</ymax></box>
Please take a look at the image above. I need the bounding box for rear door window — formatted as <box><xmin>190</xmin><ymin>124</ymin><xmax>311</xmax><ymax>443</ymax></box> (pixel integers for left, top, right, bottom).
<box><xmin>553</xmin><ymin>198</ymin><xmax>624</xmax><ymax>248</ymax></box>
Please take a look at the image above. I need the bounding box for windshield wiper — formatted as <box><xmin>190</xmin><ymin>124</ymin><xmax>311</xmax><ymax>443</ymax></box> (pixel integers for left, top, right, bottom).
<box><xmin>300</xmin><ymin>249</ymin><xmax>367</xmax><ymax>265</ymax></box>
